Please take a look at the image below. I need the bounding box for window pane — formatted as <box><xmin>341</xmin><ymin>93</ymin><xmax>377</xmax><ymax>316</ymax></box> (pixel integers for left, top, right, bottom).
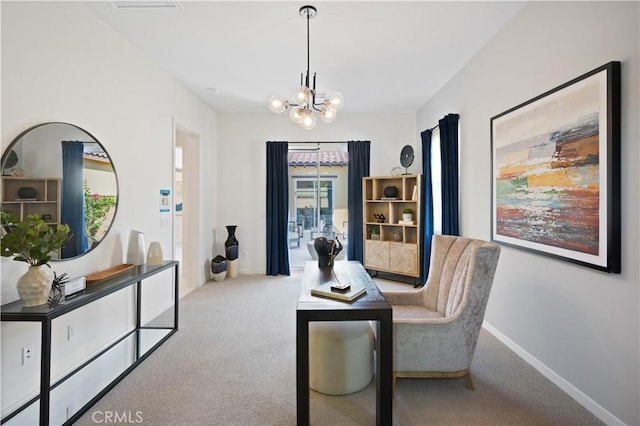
<box><xmin>432</xmin><ymin>128</ymin><xmax>442</xmax><ymax>235</ymax></box>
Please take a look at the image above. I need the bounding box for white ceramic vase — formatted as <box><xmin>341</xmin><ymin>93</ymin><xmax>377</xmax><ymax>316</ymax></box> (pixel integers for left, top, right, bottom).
<box><xmin>227</xmin><ymin>259</ymin><xmax>238</xmax><ymax>278</ymax></box>
<box><xmin>147</xmin><ymin>241</ymin><xmax>164</xmax><ymax>265</ymax></box>
<box><xmin>402</xmin><ymin>213</ymin><xmax>413</xmax><ymax>222</ymax></box>
<box><xmin>127</xmin><ymin>230</ymin><xmax>146</xmax><ymax>265</ymax></box>
<box><xmin>17</xmin><ymin>265</ymin><xmax>54</xmax><ymax>307</ymax></box>
<box><xmin>212</xmin><ymin>271</ymin><xmax>227</xmax><ymax>282</ymax></box>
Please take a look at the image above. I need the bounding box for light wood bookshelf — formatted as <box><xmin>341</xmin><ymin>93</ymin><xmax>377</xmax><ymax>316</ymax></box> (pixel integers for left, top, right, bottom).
<box><xmin>362</xmin><ymin>174</ymin><xmax>421</xmax><ymax>278</ymax></box>
<box><xmin>1</xmin><ymin>177</ymin><xmax>62</xmax><ymax>225</ymax></box>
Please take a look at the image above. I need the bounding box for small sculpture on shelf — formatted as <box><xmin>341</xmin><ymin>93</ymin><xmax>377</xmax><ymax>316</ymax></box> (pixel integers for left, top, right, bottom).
<box><xmin>314</xmin><ymin>236</ymin><xmax>343</xmax><ymax>269</ymax></box>
<box><xmin>373</xmin><ymin>213</ymin><xmax>385</xmax><ymax>223</ymax></box>
<box><xmin>48</xmin><ymin>272</ymin><xmax>69</xmax><ymax>305</ymax></box>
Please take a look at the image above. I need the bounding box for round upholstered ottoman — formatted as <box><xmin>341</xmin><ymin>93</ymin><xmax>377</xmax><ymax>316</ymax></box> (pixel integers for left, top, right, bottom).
<box><xmin>309</xmin><ymin>321</ymin><xmax>374</xmax><ymax>395</ymax></box>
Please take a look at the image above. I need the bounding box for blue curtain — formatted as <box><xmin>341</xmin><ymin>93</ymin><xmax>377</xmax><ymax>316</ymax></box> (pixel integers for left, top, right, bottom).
<box><xmin>420</xmin><ymin>130</ymin><xmax>434</xmax><ymax>283</ymax></box>
<box><xmin>440</xmin><ymin>114</ymin><xmax>460</xmax><ymax>236</ymax></box>
<box><xmin>266</xmin><ymin>141</ymin><xmax>290</xmax><ymax>276</ymax></box>
<box><xmin>347</xmin><ymin>141</ymin><xmax>370</xmax><ymax>262</ymax></box>
<box><xmin>61</xmin><ymin>141</ymin><xmax>87</xmax><ymax>258</ymax></box>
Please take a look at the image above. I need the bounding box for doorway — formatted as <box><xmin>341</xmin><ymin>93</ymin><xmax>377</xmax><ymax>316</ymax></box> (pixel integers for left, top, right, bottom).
<box><xmin>174</xmin><ymin>125</ymin><xmax>200</xmax><ymax>297</ymax></box>
<box><xmin>288</xmin><ymin>143</ymin><xmax>348</xmax><ymax>269</ymax></box>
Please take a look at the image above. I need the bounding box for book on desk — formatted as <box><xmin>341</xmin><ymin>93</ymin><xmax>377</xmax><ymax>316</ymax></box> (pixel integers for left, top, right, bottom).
<box><xmin>310</xmin><ymin>281</ymin><xmax>367</xmax><ymax>302</ymax></box>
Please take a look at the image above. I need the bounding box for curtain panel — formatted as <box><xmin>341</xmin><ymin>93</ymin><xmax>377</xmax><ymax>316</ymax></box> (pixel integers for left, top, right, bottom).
<box><xmin>265</xmin><ymin>141</ymin><xmax>290</xmax><ymax>276</ymax></box>
<box><xmin>347</xmin><ymin>141</ymin><xmax>370</xmax><ymax>262</ymax></box>
<box><xmin>420</xmin><ymin>113</ymin><xmax>459</xmax><ymax>283</ymax></box>
<box><xmin>439</xmin><ymin>114</ymin><xmax>460</xmax><ymax>236</ymax></box>
<box><xmin>420</xmin><ymin>129</ymin><xmax>434</xmax><ymax>283</ymax></box>
<box><xmin>61</xmin><ymin>141</ymin><xmax>87</xmax><ymax>258</ymax></box>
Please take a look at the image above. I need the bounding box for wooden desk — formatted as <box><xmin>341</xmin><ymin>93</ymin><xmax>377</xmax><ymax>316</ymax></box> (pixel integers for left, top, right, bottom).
<box><xmin>296</xmin><ymin>261</ymin><xmax>392</xmax><ymax>425</ymax></box>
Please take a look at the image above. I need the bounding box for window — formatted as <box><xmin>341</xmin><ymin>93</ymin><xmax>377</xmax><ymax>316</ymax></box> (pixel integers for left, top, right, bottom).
<box><xmin>431</xmin><ymin>128</ymin><xmax>442</xmax><ymax>235</ymax></box>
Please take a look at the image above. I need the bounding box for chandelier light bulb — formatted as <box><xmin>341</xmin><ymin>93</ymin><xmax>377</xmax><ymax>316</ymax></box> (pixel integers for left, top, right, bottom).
<box><xmin>326</xmin><ymin>92</ymin><xmax>344</xmax><ymax>111</ymax></box>
<box><xmin>268</xmin><ymin>96</ymin><xmax>287</xmax><ymax>113</ymax></box>
<box><xmin>295</xmin><ymin>86</ymin><xmax>312</xmax><ymax>106</ymax></box>
<box><xmin>290</xmin><ymin>107</ymin><xmax>305</xmax><ymax>123</ymax></box>
<box><xmin>300</xmin><ymin>110</ymin><xmax>317</xmax><ymax>130</ymax></box>
<box><xmin>319</xmin><ymin>108</ymin><xmax>337</xmax><ymax>124</ymax></box>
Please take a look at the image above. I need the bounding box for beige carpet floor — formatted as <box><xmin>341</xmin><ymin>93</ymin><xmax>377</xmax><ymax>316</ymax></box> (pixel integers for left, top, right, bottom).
<box><xmin>75</xmin><ymin>270</ymin><xmax>602</xmax><ymax>425</ymax></box>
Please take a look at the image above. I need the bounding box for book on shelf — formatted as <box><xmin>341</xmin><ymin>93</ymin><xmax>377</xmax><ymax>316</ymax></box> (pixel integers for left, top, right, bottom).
<box><xmin>411</xmin><ymin>185</ymin><xmax>417</xmax><ymax>200</ymax></box>
<box><xmin>380</xmin><ymin>197</ymin><xmax>397</xmax><ymax>200</ymax></box>
<box><xmin>399</xmin><ymin>220</ymin><xmax>414</xmax><ymax>225</ymax></box>
<box><xmin>311</xmin><ymin>281</ymin><xmax>367</xmax><ymax>303</ymax></box>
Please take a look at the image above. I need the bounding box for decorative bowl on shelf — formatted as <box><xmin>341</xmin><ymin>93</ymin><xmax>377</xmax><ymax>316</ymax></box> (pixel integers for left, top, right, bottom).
<box><xmin>383</xmin><ymin>186</ymin><xmax>398</xmax><ymax>198</ymax></box>
<box><xmin>16</xmin><ymin>187</ymin><xmax>37</xmax><ymax>199</ymax></box>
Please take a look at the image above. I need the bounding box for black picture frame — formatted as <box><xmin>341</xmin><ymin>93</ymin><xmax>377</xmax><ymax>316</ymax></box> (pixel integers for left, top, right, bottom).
<box><xmin>490</xmin><ymin>61</ymin><xmax>621</xmax><ymax>273</ymax></box>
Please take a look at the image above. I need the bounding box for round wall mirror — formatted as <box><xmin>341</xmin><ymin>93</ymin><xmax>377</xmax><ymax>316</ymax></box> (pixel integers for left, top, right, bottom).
<box><xmin>1</xmin><ymin>122</ymin><xmax>119</xmax><ymax>260</ymax></box>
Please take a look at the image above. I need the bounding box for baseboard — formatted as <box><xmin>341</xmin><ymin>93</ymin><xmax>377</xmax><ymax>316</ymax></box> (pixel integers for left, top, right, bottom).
<box><xmin>482</xmin><ymin>321</ymin><xmax>624</xmax><ymax>425</ymax></box>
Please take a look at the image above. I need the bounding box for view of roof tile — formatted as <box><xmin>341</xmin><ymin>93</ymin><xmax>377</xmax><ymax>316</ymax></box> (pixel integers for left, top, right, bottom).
<box><xmin>288</xmin><ymin>151</ymin><xmax>348</xmax><ymax>167</ymax></box>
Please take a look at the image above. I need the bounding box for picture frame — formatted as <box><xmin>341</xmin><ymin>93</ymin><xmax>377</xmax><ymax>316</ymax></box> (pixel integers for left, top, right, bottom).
<box><xmin>491</xmin><ymin>61</ymin><xmax>621</xmax><ymax>273</ymax></box>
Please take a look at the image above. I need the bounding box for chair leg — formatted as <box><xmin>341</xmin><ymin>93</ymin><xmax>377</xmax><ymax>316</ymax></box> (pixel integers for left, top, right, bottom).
<box><xmin>463</xmin><ymin>371</ymin><xmax>475</xmax><ymax>390</ymax></box>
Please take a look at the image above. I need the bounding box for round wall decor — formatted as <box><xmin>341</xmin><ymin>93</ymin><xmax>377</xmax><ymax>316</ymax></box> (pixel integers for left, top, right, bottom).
<box><xmin>400</xmin><ymin>145</ymin><xmax>414</xmax><ymax>173</ymax></box>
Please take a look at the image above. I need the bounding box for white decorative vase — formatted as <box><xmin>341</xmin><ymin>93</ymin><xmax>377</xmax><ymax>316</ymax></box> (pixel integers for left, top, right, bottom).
<box><xmin>227</xmin><ymin>259</ymin><xmax>239</xmax><ymax>278</ymax></box>
<box><xmin>212</xmin><ymin>271</ymin><xmax>227</xmax><ymax>282</ymax></box>
<box><xmin>402</xmin><ymin>213</ymin><xmax>413</xmax><ymax>222</ymax></box>
<box><xmin>127</xmin><ymin>230</ymin><xmax>146</xmax><ymax>265</ymax></box>
<box><xmin>17</xmin><ymin>265</ymin><xmax>54</xmax><ymax>307</ymax></box>
<box><xmin>147</xmin><ymin>241</ymin><xmax>164</xmax><ymax>265</ymax></box>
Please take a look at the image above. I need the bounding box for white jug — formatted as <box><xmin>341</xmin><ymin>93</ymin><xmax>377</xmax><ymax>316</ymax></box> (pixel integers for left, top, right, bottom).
<box><xmin>127</xmin><ymin>230</ymin><xmax>146</xmax><ymax>265</ymax></box>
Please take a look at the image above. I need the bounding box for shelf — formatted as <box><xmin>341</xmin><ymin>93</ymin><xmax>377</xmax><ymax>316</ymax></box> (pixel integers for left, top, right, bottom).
<box><xmin>1</xmin><ymin>177</ymin><xmax>61</xmax><ymax>226</ymax></box>
<box><xmin>363</xmin><ymin>175</ymin><xmax>421</xmax><ymax>278</ymax></box>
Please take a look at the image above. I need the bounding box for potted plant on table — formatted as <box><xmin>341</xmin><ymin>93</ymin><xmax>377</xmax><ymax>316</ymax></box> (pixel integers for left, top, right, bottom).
<box><xmin>1</xmin><ymin>212</ymin><xmax>71</xmax><ymax>307</ymax></box>
<box><xmin>402</xmin><ymin>208</ymin><xmax>414</xmax><ymax>222</ymax></box>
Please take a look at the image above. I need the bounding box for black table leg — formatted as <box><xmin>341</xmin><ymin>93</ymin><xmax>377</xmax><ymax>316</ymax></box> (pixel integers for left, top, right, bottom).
<box><xmin>377</xmin><ymin>313</ymin><xmax>393</xmax><ymax>425</ymax></box>
<box><xmin>296</xmin><ymin>312</ymin><xmax>310</xmax><ymax>426</ymax></box>
<box><xmin>40</xmin><ymin>319</ymin><xmax>51</xmax><ymax>426</ymax></box>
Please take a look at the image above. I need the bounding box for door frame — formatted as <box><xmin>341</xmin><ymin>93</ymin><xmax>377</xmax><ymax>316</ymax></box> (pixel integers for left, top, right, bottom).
<box><xmin>173</xmin><ymin>121</ymin><xmax>200</xmax><ymax>298</ymax></box>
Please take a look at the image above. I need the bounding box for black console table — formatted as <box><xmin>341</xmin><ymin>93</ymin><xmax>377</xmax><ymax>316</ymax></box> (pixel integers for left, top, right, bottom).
<box><xmin>0</xmin><ymin>261</ymin><xmax>179</xmax><ymax>426</ymax></box>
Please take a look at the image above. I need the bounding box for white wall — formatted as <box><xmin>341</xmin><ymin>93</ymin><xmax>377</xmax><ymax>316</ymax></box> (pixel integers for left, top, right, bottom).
<box><xmin>416</xmin><ymin>2</ymin><xmax>639</xmax><ymax>424</ymax></box>
<box><xmin>1</xmin><ymin>2</ymin><xmax>217</xmax><ymax>421</ymax></box>
<box><xmin>217</xmin><ymin>112</ymin><xmax>418</xmax><ymax>274</ymax></box>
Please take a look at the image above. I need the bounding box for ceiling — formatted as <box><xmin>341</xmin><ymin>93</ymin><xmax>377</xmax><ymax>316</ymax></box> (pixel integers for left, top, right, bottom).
<box><xmin>83</xmin><ymin>1</ymin><xmax>526</xmax><ymax>114</ymax></box>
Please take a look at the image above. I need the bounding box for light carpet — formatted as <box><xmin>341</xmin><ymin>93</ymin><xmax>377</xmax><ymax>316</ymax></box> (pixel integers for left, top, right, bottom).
<box><xmin>75</xmin><ymin>270</ymin><xmax>602</xmax><ymax>425</ymax></box>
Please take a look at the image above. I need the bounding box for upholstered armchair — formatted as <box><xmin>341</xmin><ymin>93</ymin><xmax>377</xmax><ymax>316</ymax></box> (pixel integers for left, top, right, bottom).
<box><xmin>382</xmin><ymin>235</ymin><xmax>501</xmax><ymax>391</ymax></box>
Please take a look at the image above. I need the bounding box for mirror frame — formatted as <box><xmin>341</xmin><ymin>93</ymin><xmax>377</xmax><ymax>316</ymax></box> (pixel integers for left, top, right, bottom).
<box><xmin>1</xmin><ymin>122</ymin><xmax>119</xmax><ymax>261</ymax></box>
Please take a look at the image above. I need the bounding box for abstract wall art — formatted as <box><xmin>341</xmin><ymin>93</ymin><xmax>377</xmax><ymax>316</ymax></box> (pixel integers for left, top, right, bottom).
<box><xmin>491</xmin><ymin>62</ymin><xmax>620</xmax><ymax>272</ymax></box>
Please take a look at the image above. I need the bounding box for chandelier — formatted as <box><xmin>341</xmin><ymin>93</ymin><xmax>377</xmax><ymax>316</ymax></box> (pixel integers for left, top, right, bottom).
<box><xmin>268</xmin><ymin>5</ymin><xmax>344</xmax><ymax>130</ymax></box>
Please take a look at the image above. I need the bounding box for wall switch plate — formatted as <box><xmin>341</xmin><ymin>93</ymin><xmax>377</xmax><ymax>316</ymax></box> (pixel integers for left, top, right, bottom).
<box><xmin>21</xmin><ymin>345</ymin><xmax>32</xmax><ymax>365</ymax></box>
<box><xmin>66</xmin><ymin>404</ymin><xmax>75</xmax><ymax>420</ymax></box>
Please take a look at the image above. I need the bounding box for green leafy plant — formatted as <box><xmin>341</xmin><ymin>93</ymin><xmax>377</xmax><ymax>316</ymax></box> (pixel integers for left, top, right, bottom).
<box><xmin>368</xmin><ymin>225</ymin><xmax>380</xmax><ymax>235</ymax></box>
<box><xmin>0</xmin><ymin>212</ymin><xmax>71</xmax><ymax>266</ymax></box>
<box><xmin>84</xmin><ymin>180</ymin><xmax>116</xmax><ymax>245</ymax></box>
<box><xmin>402</xmin><ymin>208</ymin><xmax>414</xmax><ymax>215</ymax></box>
